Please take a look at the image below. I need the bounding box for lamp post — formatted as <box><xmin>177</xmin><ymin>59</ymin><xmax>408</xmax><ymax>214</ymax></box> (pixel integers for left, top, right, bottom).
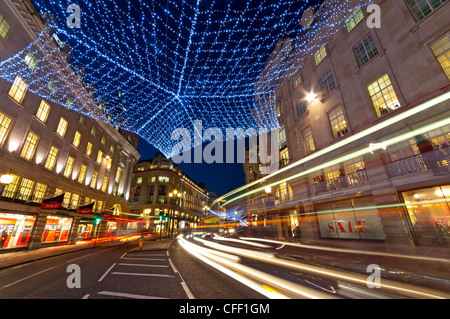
<box><xmin>168</xmin><ymin>189</ymin><xmax>182</xmax><ymax>239</ymax></box>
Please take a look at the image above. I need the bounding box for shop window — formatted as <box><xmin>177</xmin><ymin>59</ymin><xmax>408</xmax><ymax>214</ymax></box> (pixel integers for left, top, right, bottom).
<box><xmin>20</xmin><ymin>132</ymin><xmax>39</xmax><ymax>161</ymax></box>
<box><xmin>0</xmin><ymin>213</ymin><xmax>36</xmax><ymax>250</ymax></box>
<box><xmin>430</xmin><ymin>32</ymin><xmax>450</xmax><ymax>80</ymax></box>
<box><xmin>9</xmin><ymin>76</ymin><xmax>28</xmax><ymax>104</ymax></box>
<box><xmin>41</xmin><ymin>216</ymin><xmax>73</xmax><ymax>243</ymax></box>
<box><xmin>367</xmin><ymin>74</ymin><xmax>400</xmax><ymax>117</ymax></box>
<box><xmin>403</xmin><ymin>185</ymin><xmax>450</xmax><ymax>245</ymax></box>
<box><xmin>36</xmin><ymin>100</ymin><xmax>51</xmax><ymax>123</ymax></box>
<box><xmin>0</xmin><ymin>111</ymin><xmax>12</xmax><ymax>147</ymax></box>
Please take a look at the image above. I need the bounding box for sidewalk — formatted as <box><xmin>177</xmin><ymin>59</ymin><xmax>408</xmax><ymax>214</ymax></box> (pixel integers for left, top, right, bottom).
<box><xmin>0</xmin><ymin>240</ymin><xmax>118</xmax><ymax>271</ymax></box>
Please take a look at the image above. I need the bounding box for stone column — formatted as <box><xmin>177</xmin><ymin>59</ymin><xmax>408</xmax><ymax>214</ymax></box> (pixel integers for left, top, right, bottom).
<box><xmin>28</xmin><ymin>211</ymin><xmax>49</xmax><ymax>250</ymax></box>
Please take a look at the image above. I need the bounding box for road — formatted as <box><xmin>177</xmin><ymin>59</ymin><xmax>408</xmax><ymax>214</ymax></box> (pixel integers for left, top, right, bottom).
<box><xmin>0</xmin><ymin>238</ymin><xmax>264</xmax><ymax>299</ymax></box>
<box><xmin>0</xmin><ymin>233</ymin><xmax>449</xmax><ymax>300</ymax></box>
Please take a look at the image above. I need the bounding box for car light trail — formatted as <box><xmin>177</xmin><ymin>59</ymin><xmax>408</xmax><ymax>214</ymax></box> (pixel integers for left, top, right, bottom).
<box><xmin>182</xmin><ymin>235</ymin><xmax>450</xmax><ymax>299</ymax></box>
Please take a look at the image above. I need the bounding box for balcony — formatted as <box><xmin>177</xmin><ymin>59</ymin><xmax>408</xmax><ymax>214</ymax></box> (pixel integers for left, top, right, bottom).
<box><xmin>307</xmin><ymin>169</ymin><xmax>369</xmax><ymax>197</ymax></box>
<box><xmin>385</xmin><ymin>147</ymin><xmax>450</xmax><ymax>178</ymax></box>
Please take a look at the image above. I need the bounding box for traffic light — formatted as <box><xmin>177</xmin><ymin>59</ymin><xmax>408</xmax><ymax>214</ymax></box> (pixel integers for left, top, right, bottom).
<box><xmin>164</xmin><ymin>216</ymin><xmax>168</xmax><ymax>222</ymax></box>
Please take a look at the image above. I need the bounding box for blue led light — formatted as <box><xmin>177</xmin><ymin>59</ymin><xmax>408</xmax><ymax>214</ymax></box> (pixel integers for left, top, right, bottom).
<box><xmin>0</xmin><ymin>0</ymin><xmax>374</xmax><ymax>157</ymax></box>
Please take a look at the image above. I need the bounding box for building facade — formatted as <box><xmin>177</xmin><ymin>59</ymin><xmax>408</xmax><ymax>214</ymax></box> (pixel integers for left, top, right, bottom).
<box><xmin>0</xmin><ymin>0</ymin><xmax>140</xmax><ymax>251</ymax></box>
<box><xmin>238</xmin><ymin>0</ymin><xmax>450</xmax><ymax>249</ymax></box>
<box><xmin>129</xmin><ymin>153</ymin><xmax>210</xmax><ymax>234</ymax></box>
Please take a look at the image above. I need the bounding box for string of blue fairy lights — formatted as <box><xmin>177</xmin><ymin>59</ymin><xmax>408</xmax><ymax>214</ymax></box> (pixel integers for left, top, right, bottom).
<box><xmin>0</xmin><ymin>0</ymin><xmax>374</xmax><ymax>158</ymax></box>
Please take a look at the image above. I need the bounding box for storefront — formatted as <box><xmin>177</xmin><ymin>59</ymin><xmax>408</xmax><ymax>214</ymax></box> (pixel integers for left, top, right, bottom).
<box><xmin>41</xmin><ymin>216</ymin><xmax>73</xmax><ymax>244</ymax></box>
<box><xmin>402</xmin><ymin>185</ymin><xmax>450</xmax><ymax>245</ymax></box>
<box><xmin>77</xmin><ymin>220</ymin><xmax>94</xmax><ymax>241</ymax></box>
<box><xmin>316</xmin><ymin>197</ymin><xmax>386</xmax><ymax>240</ymax></box>
<box><xmin>0</xmin><ymin>213</ymin><xmax>36</xmax><ymax>250</ymax></box>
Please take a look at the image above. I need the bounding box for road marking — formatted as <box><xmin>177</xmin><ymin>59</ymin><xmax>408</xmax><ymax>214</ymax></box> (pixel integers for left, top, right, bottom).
<box><xmin>117</xmin><ymin>263</ymin><xmax>169</xmax><ymax>268</ymax></box>
<box><xmin>168</xmin><ymin>258</ymin><xmax>178</xmax><ymax>273</ymax></box>
<box><xmin>67</xmin><ymin>254</ymin><xmax>92</xmax><ymax>263</ymax></box>
<box><xmin>119</xmin><ymin>252</ymin><xmax>127</xmax><ymax>259</ymax></box>
<box><xmin>3</xmin><ymin>267</ymin><xmax>55</xmax><ymax>288</ymax></box>
<box><xmin>98</xmin><ymin>263</ymin><xmax>117</xmax><ymax>282</ymax></box>
<box><xmin>82</xmin><ymin>294</ymin><xmax>90</xmax><ymax>299</ymax></box>
<box><xmin>97</xmin><ymin>291</ymin><xmax>170</xmax><ymax>299</ymax></box>
<box><xmin>110</xmin><ymin>272</ymin><xmax>174</xmax><ymax>278</ymax></box>
<box><xmin>125</xmin><ymin>254</ymin><xmax>167</xmax><ymax>257</ymax></box>
<box><xmin>181</xmin><ymin>281</ymin><xmax>195</xmax><ymax>299</ymax></box>
<box><xmin>121</xmin><ymin>257</ymin><xmax>166</xmax><ymax>261</ymax></box>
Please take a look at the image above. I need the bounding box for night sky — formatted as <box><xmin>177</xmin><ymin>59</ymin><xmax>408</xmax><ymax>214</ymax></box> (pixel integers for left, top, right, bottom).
<box><xmin>137</xmin><ymin>138</ymin><xmax>246</xmax><ymax>196</ymax></box>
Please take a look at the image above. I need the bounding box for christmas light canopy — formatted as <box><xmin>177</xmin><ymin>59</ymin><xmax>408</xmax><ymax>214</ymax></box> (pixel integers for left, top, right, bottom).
<box><xmin>0</xmin><ymin>0</ymin><xmax>373</xmax><ymax>157</ymax></box>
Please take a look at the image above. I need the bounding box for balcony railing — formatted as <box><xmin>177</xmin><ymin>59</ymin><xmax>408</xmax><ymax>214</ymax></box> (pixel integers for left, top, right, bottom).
<box><xmin>307</xmin><ymin>169</ymin><xmax>369</xmax><ymax>197</ymax></box>
<box><xmin>385</xmin><ymin>147</ymin><xmax>450</xmax><ymax>178</ymax></box>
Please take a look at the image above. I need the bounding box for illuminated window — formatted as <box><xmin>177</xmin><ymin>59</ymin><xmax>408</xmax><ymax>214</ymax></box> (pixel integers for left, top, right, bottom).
<box><xmin>32</xmin><ymin>183</ymin><xmax>47</xmax><ymax>203</ymax></box>
<box><xmin>302</xmin><ymin>126</ymin><xmax>316</xmax><ymax>154</ymax></box>
<box><xmin>9</xmin><ymin>76</ymin><xmax>28</xmax><ymax>104</ymax></box>
<box><xmin>101</xmin><ymin>177</ymin><xmax>109</xmax><ymax>192</ymax></box>
<box><xmin>367</xmin><ymin>74</ymin><xmax>400</xmax><ymax>117</ymax></box>
<box><xmin>280</xmin><ymin>148</ymin><xmax>289</xmax><ymax>166</ymax></box>
<box><xmin>430</xmin><ymin>32</ymin><xmax>450</xmax><ymax>80</ymax></box>
<box><xmin>20</xmin><ymin>132</ymin><xmax>39</xmax><ymax>161</ymax></box>
<box><xmin>158</xmin><ymin>176</ymin><xmax>169</xmax><ymax>183</ymax></box>
<box><xmin>24</xmin><ymin>52</ymin><xmax>38</xmax><ymax>71</ymax></box>
<box><xmin>115</xmin><ymin>167</ymin><xmax>123</xmax><ymax>184</ymax></box>
<box><xmin>354</xmin><ymin>34</ymin><xmax>379</xmax><ymax>67</ymax></box>
<box><xmin>2</xmin><ymin>175</ymin><xmax>19</xmax><ymax>198</ymax></box>
<box><xmin>56</xmin><ymin>117</ymin><xmax>68</xmax><ymax>137</ymax></box>
<box><xmin>96</xmin><ymin>150</ymin><xmax>103</xmax><ymax>164</ymax></box>
<box><xmin>91</xmin><ymin>171</ymin><xmax>98</xmax><ymax>189</ymax></box>
<box><xmin>0</xmin><ymin>15</ymin><xmax>10</xmax><ymax>38</ymax></box>
<box><xmin>328</xmin><ymin>105</ymin><xmax>349</xmax><ymax>139</ymax></box>
<box><xmin>0</xmin><ymin>112</ymin><xmax>12</xmax><ymax>147</ymax></box>
<box><xmin>101</xmin><ymin>136</ymin><xmax>106</xmax><ymax>145</ymax></box>
<box><xmin>36</xmin><ymin>100</ymin><xmax>51</xmax><ymax>123</ymax></box>
<box><xmin>78</xmin><ymin>165</ymin><xmax>87</xmax><ymax>184</ymax></box>
<box><xmin>314</xmin><ymin>45</ymin><xmax>327</xmax><ymax>66</ymax></box>
<box><xmin>70</xmin><ymin>194</ymin><xmax>80</xmax><ymax>209</ymax></box>
<box><xmin>17</xmin><ymin>178</ymin><xmax>34</xmax><ymax>201</ymax></box>
<box><xmin>73</xmin><ymin>131</ymin><xmax>82</xmax><ymax>148</ymax></box>
<box><xmin>406</xmin><ymin>0</ymin><xmax>447</xmax><ymax>22</ymax></box>
<box><xmin>86</xmin><ymin>142</ymin><xmax>93</xmax><ymax>157</ymax></box>
<box><xmin>345</xmin><ymin>7</ymin><xmax>364</xmax><ymax>32</ymax></box>
<box><xmin>137</xmin><ymin>177</ymin><xmax>143</xmax><ymax>184</ymax></box>
<box><xmin>84</xmin><ymin>197</ymin><xmax>91</xmax><ymax>206</ymax></box>
<box><xmin>293</xmin><ymin>73</ymin><xmax>302</xmax><ymax>88</ymax></box>
<box><xmin>63</xmin><ymin>192</ymin><xmax>72</xmax><ymax>208</ymax></box>
<box><xmin>45</xmin><ymin>146</ymin><xmax>59</xmax><ymax>171</ymax></box>
<box><xmin>63</xmin><ymin>156</ymin><xmax>75</xmax><ymax>178</ymax></box>
<box><xmin>106</xmin><ymin>157</ymin><xmax>112</xmax><ymax>170</ymax></box>
<box><xmin>319</xmin><ymin>70</ymin><xmax>336</xmax><ymax>95</ymax></box>
<box><xmin>90</xmin><ymin>126</ymin><xmax>97</xmax><ymax>137</ymax></box>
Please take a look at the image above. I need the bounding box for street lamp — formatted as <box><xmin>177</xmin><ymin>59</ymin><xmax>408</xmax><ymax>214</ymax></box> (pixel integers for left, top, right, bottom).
<box><xmin>0</xmin><ymin>171</ymin><xmax>14</xmax><ymax>198</ymax></box>
<box><xmin>168</xmin><ymin>189</ymin><xmax>182</xmax><ymax>239</ymax></box>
